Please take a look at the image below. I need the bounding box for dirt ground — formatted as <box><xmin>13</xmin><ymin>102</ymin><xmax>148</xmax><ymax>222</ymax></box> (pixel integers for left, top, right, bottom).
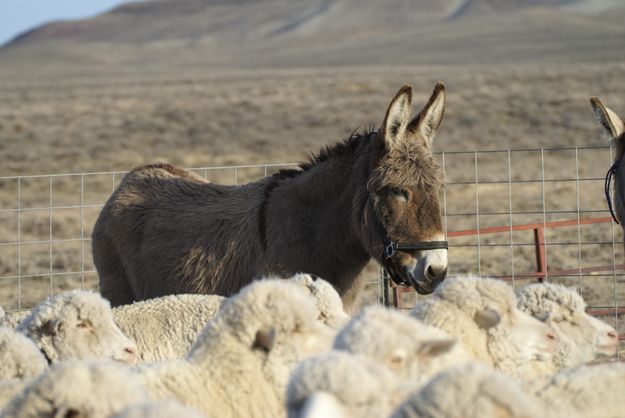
<box><xmin>0</xmin><ymin>62</ymin><xmax>623</xmax><ymax>356</ymax></box>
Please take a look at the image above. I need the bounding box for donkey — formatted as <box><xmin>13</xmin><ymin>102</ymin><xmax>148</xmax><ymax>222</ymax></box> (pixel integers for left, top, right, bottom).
<box><xmin>591</xmin><ymin>97</ymin><xmax>625</xmax><ymax>242</ymax></box>
<box><xmin>92</xmin><ymin>83</ymin><xmax>449</xmax><ymax>309</ymax></box>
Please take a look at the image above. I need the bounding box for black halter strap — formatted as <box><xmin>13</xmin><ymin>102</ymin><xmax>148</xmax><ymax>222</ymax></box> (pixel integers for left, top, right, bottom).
<box><xmin>383</xmin><ymin>240</ymin><xmax>449</xmax><ymax>260</ymax></box>
<box><xmin>381</xmin><ymin>239</ymin><xmax>449</xmax><ymax>287</ymax></box>
<box><xmin>605</xmin><ymin>159</ymin><xmax>620</xmax><ymax>225</ymax></box>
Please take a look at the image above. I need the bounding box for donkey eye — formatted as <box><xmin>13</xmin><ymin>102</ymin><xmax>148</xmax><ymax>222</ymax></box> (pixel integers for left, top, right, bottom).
<box><xmin>390</xmin><ymin>188</ymin><xmax>409</xmax><ymax>202</ymax></box>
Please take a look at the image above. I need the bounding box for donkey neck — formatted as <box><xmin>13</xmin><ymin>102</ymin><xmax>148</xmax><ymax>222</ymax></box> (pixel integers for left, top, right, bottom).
<box><xmin>263</xmin><ymin>141</ymin><xmax>371</xmax><ymax>294</ymax></box>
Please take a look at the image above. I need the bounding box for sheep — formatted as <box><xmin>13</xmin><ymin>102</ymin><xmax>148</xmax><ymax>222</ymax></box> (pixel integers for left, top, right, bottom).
<box><xmin>0</xmin><ymin>294</ymin><xmax>225</xmax><ymax>363</ymax></box>
<box><xmin>517</xmin><ymin>282</ymin><xmax>619</xmax><ymax>374</ymax></box>
<box><xmin>0</xmin><ymin>361</ymin><xmax>149</xmax><ymax>418</ymax></box>
<box><xmin>333</xmin><ymin>306</ymin><xmax>471</xmax><ymax>384</ymax></box>
<box><xmin>288</xmin><ymin>274</ymin><xmax>350</xmax><ymax>329</ymax></box>
<box><xmin>16</xmin><ymin>290</ymin><xmax>138</xmax><ymax>365</ymax></box>
<box><xmin>0</xmin><ymin>379</ymin><xmax>28</xmax><ymax>410</ymax></box>
<box><xmin>532</xmin><ymin>362</ymin><xmax>625</xmax><ymax>418</ymax></box>
<box><xmin>390</xmin><ymin>362</ymin><xmax>545</xmax><ymax>418</ymax></box>
<box><xmin>136</xmin><ymin>279</ymin><xmax>334</xmax><ymax>418</ymax></box>
<box><xmin>110</xmin><ymin>400</ymin><xmax>207</xmax><ymax>418</ymax></box>
<box><xmin>113</xmin><ymin>274</ymin><xmax>346</xmax><ymax>363</ymax></box>
<box><xmin>112</xmin><ymin>293</ymin><xmax>225</xmax><ymax>363</ymax></box>
<box><xmin>0</xmin><ymin>274</ymin><xmax>344</xmax><ymax>365</ymax></box>
<box><xmin>0</xmin><ymin>309</ymin><xmax>30</xmax><ymax>329</ymax></box>
<box><xmin>0</xmin><ymin>328</ymin><xmax>47</xmax><ymax>380</ymax></box>
<box><xmin>410</xmin><ymin>275</ymin><xmax>557</xmax><ymax>381</ymax></box>
<box><xmin>287</xmin><ymin>350</ymin><xmax>410</xmax><ymax>418</ymax></box>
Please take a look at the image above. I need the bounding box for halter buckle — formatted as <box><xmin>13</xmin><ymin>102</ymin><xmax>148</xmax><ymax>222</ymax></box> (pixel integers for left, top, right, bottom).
<box><xmin>384</xmin><ymin>241</ymin><xmax>398</xmax><ymax>259</ymax></box>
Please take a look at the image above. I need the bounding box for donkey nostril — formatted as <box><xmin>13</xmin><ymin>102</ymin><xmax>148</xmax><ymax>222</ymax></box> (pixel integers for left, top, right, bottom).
<box><xmin>608</xmin><ymin>331</ymin><xmax>618</xmax><ymax>339</ymax></box>
<box><xmin>125</xmin><ymin>346</ymin><xmax>137</xmax><ymax>356</ymax></box>
<box><xmin>426</xmin><ymin>265</ymin><xmax>447</xmax><ymax>282</ymax></box>
<box><xmin>547</xmin><ymin>332</ymin><xmax>556</xmax><ymax>340</ymax></box>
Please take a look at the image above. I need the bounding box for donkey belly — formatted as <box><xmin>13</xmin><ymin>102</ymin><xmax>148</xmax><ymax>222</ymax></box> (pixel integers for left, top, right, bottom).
<box><xmin>96</xmin><ymin>165</ymin><xmax>271</xmax><ymax>302</ymax></box>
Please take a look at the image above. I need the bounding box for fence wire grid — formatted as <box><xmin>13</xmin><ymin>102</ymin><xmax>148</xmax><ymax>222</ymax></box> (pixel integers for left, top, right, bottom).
<box><xmin>0</xmin><ymin>146</ymin><xmax>623</xmax><ymax>357</ymax></box>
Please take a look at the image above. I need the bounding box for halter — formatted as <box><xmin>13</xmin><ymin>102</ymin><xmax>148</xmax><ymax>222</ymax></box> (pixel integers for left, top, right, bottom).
<box><xmin>605</xmin><ymin>158</ymin><xmax>621</xmax><ymax>225</ymax></box>
<box><xmin>382</xmin><ymin>239</ymin><xmax>449</xmax><ymax>287</ymax></box>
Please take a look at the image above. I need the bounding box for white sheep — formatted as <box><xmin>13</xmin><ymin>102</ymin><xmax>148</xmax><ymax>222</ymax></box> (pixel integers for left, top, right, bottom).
<box><xmin>0</xmin><ymin>275</ymin><xmax>344</xmax><ymax>365</ymax></box>
<box><xmin>137</xmin><ymin>279</ymin><xmax>334</xmax><ymax>418</ymax></box>
<box><xmin>390</xmin><ymin>362</ymin><xmax>545</xmax><ymax>418</ymax></box>
<box><xmin>288</xmin><ymin>274</ymin><xmax>350</xmax><ymax>329</ymax></box>
<box><xmin>410</xmin><ymin>275</ymin><xmax>557</xmax><ymax>381</ymax></box>
<box><xmin>0</xmin><ymin>360</ymin><xmax>149</xmax><ymax>418</ymax></box>
<box><xmin>0</xmin><ymin>309</ymin><xmax>30</xmax><ymax>329</ymax></box>
<box><xmin>532</xmin><ymin>363</ymin><xmax>625</xmax><ymax>418</ymax></box>
<box><xmin>16</xmin><ymin>290</ymin><xmax>138</xmax><ymax>365</ymax></box>
<box><xmin>0</xmin><ymin>328</ymin><xmax>47</xmax><ymax>380</ymax></box>
<box><xmin>110</xmin><ymin>400</ymin><xmax>207</xmax><ymax>418</ymax></box>
<box><xmin>0</xmin><ymin>379</ymin><xmax>28</xmax><ymax>410</ymax></box>
<box><xmin>334</xmin><ymin>306</ymin><xmax>471</xmax><ymax>384</ymax></box>
<box><xmin>517</xmin><ymin>282</ymin><xmax>619</xmax><ymax>374</ymax></box>
<box><xmin>112</xmin><ymin>293</ymin><xmax>225</xmax><ymax>363</ymax></box>
<box><xmin>113</xmin><ymin>274</ymin><xmax>346</xmax><ymax>363</ymax></box>
<box><xmin>286</xmin><ymin>350</ymin><xmax>410</xmax><ymax>418</ymax></box>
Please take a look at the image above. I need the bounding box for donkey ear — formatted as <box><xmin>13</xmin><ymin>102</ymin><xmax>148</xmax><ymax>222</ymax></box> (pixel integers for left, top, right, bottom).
<box><xmin>590</xmin><ymin>97</ymin><xmax>625</xmax><ymax>138</ymax></box>
<box><xmin>382</xmin><ymin>85</ymin><xmax>413</xmax><ymax>149</ymax></box>
<box><xmin>406</xmin><ymin>82</ymin><xmax>446</xmax><ymax>147</ymax></box>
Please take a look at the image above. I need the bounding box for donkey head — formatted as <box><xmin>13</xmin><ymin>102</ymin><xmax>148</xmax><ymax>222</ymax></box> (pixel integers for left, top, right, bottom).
<box><xmin>590</xmin><ymin>97</ymin><xmax>625</xmax><ymax>225</ymax></box>
<box><xmin>364</xmin><ymin>83</ymin><xmax>448</xmax><ymax>294</ymax></box>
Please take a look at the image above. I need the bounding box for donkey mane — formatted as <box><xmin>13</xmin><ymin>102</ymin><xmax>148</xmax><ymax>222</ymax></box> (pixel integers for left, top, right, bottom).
<box><xmin>300</xmin><ymin>127</ymin><xmax>377</xmax><ymax>172</ymax></box>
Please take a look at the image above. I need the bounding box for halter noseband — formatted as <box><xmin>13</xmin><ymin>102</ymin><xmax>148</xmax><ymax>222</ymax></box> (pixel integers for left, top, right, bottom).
<box><xmin>381</xmin><ymin>237</ymin><xmax>449</xmax><ymax>287</ymax></box>
<box><xmin>605</xmin><ymin>158</ymin><xmax>621</xmax><ymax>225</ymax></box>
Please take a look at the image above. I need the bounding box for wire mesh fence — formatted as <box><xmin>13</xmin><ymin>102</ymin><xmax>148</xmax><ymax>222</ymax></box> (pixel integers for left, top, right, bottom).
<box><xmin>0</xmin><ymin>146</ymin><xmax>623</xmax><ymax>357</ymax></box>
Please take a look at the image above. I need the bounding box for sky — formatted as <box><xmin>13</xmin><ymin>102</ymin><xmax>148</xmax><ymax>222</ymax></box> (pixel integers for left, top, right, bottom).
<box><xmin>0</xmin><ymin>1</ymin><xmax>128</xmax><ymax>46</ymax></box>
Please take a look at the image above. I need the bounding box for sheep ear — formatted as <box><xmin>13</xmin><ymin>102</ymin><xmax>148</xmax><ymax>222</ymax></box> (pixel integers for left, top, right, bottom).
<box><xmin>54</xmin><ymin>407</ymin><xmax>83</xmax><ymax>418</ymax></box>
<box><xmin>590</xmin><ymin>97</ymin><xmax>625</xmax><ymax>138</ymax></box>
<box><xmin>43</xmin><ymin>319</ymin><xmax>63</xmax><ymax>336</ymax></box>
<box><xmin>418</xmin><ymin>338</ymin><xmax>456</xmax><ymax>357</ymax></box>
<box><xmin>535</xmin><ymin>311</ymin><xmax>550</xmax><ymax>322</ymax></box>
<box><xmin>252</xmin><ymin>327</ymin><xmax>276</xmax><ymax>353</ymax></box>
<box><xmin>474</xmin><ymin>308</ymin><xmax>501</xmax><ymax>329</ymax></box>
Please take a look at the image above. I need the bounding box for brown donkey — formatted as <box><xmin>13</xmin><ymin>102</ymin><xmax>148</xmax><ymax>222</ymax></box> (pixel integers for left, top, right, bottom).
<box><xmin>591</xmin><ymin>97</ymin><xmax>625</xmax><ymax>240</ymax></box>
<box><xmin>92</xmin><ymin>84</ymin><xmax>449</xmax><ymax>309</ymax></box>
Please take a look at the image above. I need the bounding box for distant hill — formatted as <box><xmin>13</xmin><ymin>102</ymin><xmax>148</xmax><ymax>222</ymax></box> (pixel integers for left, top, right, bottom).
<box><xmin>1</xmin><ymin>0</ymin><xmax>624</xmax><ymax>71</ymax></box>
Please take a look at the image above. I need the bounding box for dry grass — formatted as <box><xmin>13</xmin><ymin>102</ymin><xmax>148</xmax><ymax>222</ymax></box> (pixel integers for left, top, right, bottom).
<box><xmin>0</xmin><ymin>61</ymin><xmax>623</xmax><ymax>355</ymax></box>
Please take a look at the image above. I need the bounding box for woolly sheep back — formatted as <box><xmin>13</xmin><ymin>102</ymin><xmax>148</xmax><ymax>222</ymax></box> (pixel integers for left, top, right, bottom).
<box><xmin>110</xmin><ymin>400</ymin><xmax>207</xmax><ymax>418</ymax></box>
<box><xmin>390</xmin><ymin>363</ymin><xmax>544</xmax><ymax>418</ymax></box>
<box><xmin>287</xmin><ymin>351</ymin><xmax>408</xmax><ymax>418</ymax></box>
<box><xmin>112</xmin><ymin>293</ymin><xmax>225</xmax><ymax>363</ymax></box>
<box><xmin>288</xmin><ymin>273</ymin><xmax>349</xmax><ymax>328</ymax></box>
<box><xmin>139</xmin><ymin>279</ymin><xmax>333</xmax><ymax>418</ymax></box>
<box><xmin>533</xmin><ymin>363</ymin><xmax>625</xmax><ymax>418</ymax></box>
<box><xmin>0</xmin><ymin>360</ymin><xmax>149</xmax><ymax>418</ymax></box>
<box><xmin>0</xmin><ymin>328</ymin><xmax>47</xmax><ymax>380</ymax></box>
